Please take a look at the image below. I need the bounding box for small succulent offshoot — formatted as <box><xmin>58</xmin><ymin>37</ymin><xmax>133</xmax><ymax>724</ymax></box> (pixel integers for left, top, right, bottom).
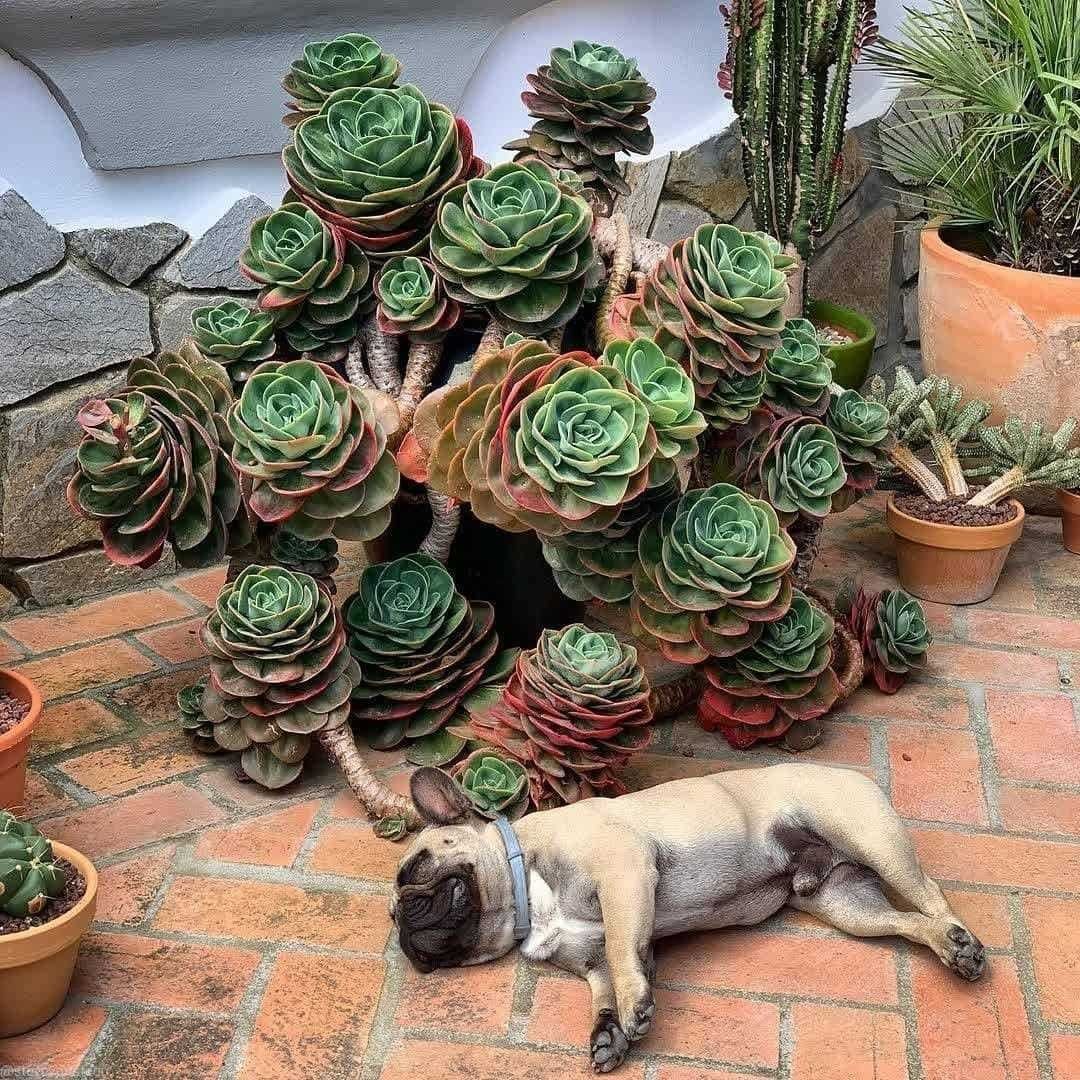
<box><xmin>177</xmin><ymin>679</ymin><xmax>224</xmax><ymax>755</ymax></box>
<box><xmin>839</xmin><ymin>583</ymin><xmax>931</xmax><ymax>694</ymax></box>
<box><xmin>453</xmin><ymin>750</ymin><xmax>530</xmax><ymax>820</ymax></box>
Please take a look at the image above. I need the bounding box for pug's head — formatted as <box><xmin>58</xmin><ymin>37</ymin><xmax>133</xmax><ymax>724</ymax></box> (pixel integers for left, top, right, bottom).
<box><xmin>391</xmin><ymin>768</ymin><xmax>518</xmax><ymax>973</ymax></box>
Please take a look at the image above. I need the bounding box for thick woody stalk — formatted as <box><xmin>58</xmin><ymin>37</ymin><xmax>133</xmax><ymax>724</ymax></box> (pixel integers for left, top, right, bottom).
<box><xmin>889</xmin><ymin>446</ymin><xmax>948</xmax><ymax>501</ymax></box>
<box><xmin>419</xmin><ymin>490</ymin><xmax>461</xmax><ymax>564</ymax></box>
<box><xmin>363</xmin><ymin>319</ymin><xmax>403</xmax><ymax>395</ymax></box>
<box><xmin>398</xmin><ymin>340</ymin><xmax>444</xmax><ymax>433</ymax></box>
<box><xmin>966</xmin><ymin>465</ymin><xmax>1024</xmax><ymax>507</ymax></box>
<box><xmin>595</xmin><ymin>212</ymin><xmax>633</xmax><ymax>349</ymax></box>
<box><xmin>929</xmin><ymin>432</ymin><xmax>969</xmax><ymax>497</ymax></box>
<box><xmin>593</xmin><ymin>215</ymin><xmax>667</xmax><ymax>275</ymax></box>
<box><xmin>318</xmin><ymin>725</ymin><xmax>421</xmax><ymax>828</ymax></box>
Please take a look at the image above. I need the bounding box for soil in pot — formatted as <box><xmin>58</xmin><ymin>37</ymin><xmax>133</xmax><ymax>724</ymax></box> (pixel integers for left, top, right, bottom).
<box><xmin>893</xmin><ymin>494</ymin><xmax>1019</xmax><ymax>528</ymax></box>
<box><xmin>0</xmin><ymin>692</ymin><xmax>30</xmax><ymax>736</ymax></box>
<box><xmin>0</xmin><ymin>859</ymin><xmax>86</xmax><ymax>937</ymax></box>
<box><xmin>815</xmin><ymin>322</ymin><xmax>859</xmax><ymax>348</ymax></box>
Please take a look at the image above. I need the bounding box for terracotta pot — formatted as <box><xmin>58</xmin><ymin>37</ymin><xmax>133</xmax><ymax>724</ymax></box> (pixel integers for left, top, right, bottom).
<box><xmin>1060</xmin><ymin>489</ymin><xmax>1080</xmax><ymax>555</ymax></box>
<box><xmin>0</xmin><ymin>842</ymin><xmax>97</xmax><ymax>1037</ymax></box>
<box><xmin>919</xmin><ymin>226</ymin><xmax>1080</xmax><ymax>426</ymax></box>
<box><xmin>807</xmin><ymin>299</ymin><xmax>875</xmax><ymax>390</ymax></box>
<box><xmin>885</xmin><ymin>496</ymin><xmax>1025</xmax><ymax>605</ymax></box>
<box><xmin>0</xmin><ymin>668</ymin><xmax>42</xmax><ymax>812</ymax></box>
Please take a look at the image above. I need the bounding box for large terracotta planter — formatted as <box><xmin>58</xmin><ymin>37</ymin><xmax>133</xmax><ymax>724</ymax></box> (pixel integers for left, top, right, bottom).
<box><xmin>0</xmin><ymin>668</ymin><xmax>42</xmax><ymax>812</ymax></box>
<box><xmin>0</xmin><ymin>842</ymin><xmax>97</xmax><ymax>1037</ymax></box>
<box><xmin>919</xmin><ymin>226</ymin><xmax>1080</xmax><ymax>426</ymax></box>
<box><xmin>1060</xmin><ymin>489</ymin><xmax>1080</xmax><ymax>555</ymax></box>
<box><xmin>886</xmin><ymin>496</ymin><xmax>1025</xmax><ymax>605</ymax></box>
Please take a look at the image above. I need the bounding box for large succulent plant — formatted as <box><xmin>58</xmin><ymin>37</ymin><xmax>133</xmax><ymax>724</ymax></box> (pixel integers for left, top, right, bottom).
<box><xmin>228</xmin><ymin>359</ymin><xmax>399</xmax><ymax>541</ymax></box>
<box><xmin>344</xmin><ymin>554</ymin><xmax>509</xmax><ymax>751</ymax></box>
<box><xmin>825</xmin><ymin>387</ymin><xmax>896</xmax><ymax>508</ymax></box>
<box><xmin>698</xmin><ymin>590</ymin><xmax>841</xmax><ymax>748</ymax></box>
<box><xmin>68</xmin><ymin>344</ymin><xmax>243</xmax><ymax>569</ymax></box>
<box><xmin>284</xmin><ymin>83</ymin><xmax>478</xmax><ymax>255</ymax></box>
<box><xmin>700</xmin><ymin>368</ymin><xmax>767</xmax><ymax>432</ymax></box>
<box><xmin>632</xmin><ymin>483</ymin><xmax>796</xmax><ymax>664</ymax></box>
<box><xmin>430</xmin><ymin>160</ymin><xmax>598</xmax><ymax>334</ymax></box>
<box><xmin>763</xmin><ymin>317</ymin><xmax>833</xmax><ymax>417</ymax></box>
<box><xmin>0</xmin><ymin>812</ymin><xmax>68</xmax><ymax>918</ymax></box>
<box><xmin>200</xmin><ymin>565</ymin><xmax>359</xmax><ymax>788</ymax></box>
<box><xmin>459</xmin><ymin>624</ymin><xmax>653</xmax><ymax>806</ymax></box>
<box><xmin>603</xmin><ymin>337</ymin><xmax>705</xmax><ymax>486</ymax></box>
<box><xmin>452</xmin><ymin>749</ymin><xmax>529</xmax><ymax>820</ymax></box>
<box><xmin>758</xmin><ymin>416</ymin><xmax>848</xmax><ymax>522</ymax></box>
<box><xmin>375</xmin><ymin>255</ymin><xmax>459</xmax><ymax>342</ymax></box>
<box><xmin>283</xmin><ymin>33</ymin><xmax>401</xmax><ymax>126</ymax></box>
<box><xmin>841</xmin><ymin>585</ymin><xmax>931</xmax><ymax>694</ymax></box>
<box><xmin>504</xmin><ymin>40</ymin><xmax>655</xmax><ymax>198</ymax></box>
<box><xmin>190</xmin><ymin>299</ymin><xmax>277</xmax><ymax>377</ymax></box>
<box><xmin>629</xmin><ymin>224</ymin><xmax>791</xmax><ymax>396</ymax></box>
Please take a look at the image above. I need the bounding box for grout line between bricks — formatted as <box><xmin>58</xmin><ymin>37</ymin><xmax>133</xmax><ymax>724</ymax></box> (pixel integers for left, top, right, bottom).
<box><xmin>217</xmin><ymin>950</ymin><xmax>278</xmax><ymax>1080</ymax></box>
<box><xmin>968</xmin><ymin>683</ymin><xmax>1003</xmax><ymax>830</ymax></box>
<box><xmin>359</xmin><ymin>936</ymin><xmax>410</xmax><ymax>1080</ymax></box>
<box><xmin>1007</xmin><ymin>893</ymin><xmax>1054</xmax><ymax>1080</ymax></box>
<box><xmin>894</xmin><ymin>946</ymin><xmax>924</xmax><ymax>1080</ymax></box>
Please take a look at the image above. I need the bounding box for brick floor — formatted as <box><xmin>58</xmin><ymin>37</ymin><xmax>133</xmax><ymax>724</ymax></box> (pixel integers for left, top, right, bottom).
<box><xmin>0</xmin><ymin>497</ymin><xmax>1076</xmax><ymax>1078</ymax></box>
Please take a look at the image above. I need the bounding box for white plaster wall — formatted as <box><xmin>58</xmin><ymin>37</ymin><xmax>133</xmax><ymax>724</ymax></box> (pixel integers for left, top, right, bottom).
<box><xmin>0</xmin><ymin>0</ymin><xmax>912</xmax><ymax>237</ymax></box>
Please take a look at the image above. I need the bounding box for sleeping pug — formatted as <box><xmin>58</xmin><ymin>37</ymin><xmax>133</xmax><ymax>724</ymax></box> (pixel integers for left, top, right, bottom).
<box><xmin>393</xmin><ymin>762</ymin><xmax>985</xmax><ymax>1073</ymax></box>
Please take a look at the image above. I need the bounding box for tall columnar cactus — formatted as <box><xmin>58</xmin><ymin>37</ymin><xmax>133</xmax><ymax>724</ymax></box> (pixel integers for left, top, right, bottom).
<box><xmin>717</xmin><ymin>0</ymin><xmax>879</xmax><ymax>286</ymax></box>
<box><xmin>0</xmin><ymin>812</ymin><xmax>68</xmax><ymax>918</ymax></box>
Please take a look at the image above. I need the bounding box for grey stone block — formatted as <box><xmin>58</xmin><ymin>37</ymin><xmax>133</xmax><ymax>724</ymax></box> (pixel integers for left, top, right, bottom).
<box><xmin>616</xmin><ymin>154</ymin><xmax>670</xmax><ymax>237</ymax></box>
<box><xmin>903</xmin><ymin>284</ymin><xmax>921</xmax><ymax>344</ymax></box>
<box><xmin>0</xmin><ymin>264</ymin><xmax>152</xmax><ymax>406</ymax></box>
<box><xmin>168</xmin><ymin>196</ymin><xmax>270</xmax><ymax>291</ymax></box>
<box><xmin>0</xmin><ymin>188</ymin><xmax>65</xmax><ymax>292</ymax></box>
<box><xmin>649</xmin><ymin>199</ymin><xmax>714</xmax><ymax>246</ymax></box>
<box><xmin>901</xmin><ymin>223</ymin><xmax>923</xmax><ymax>282</ymax></box>
<box><xmin>68</xmin><ymin>222</ymin><xmax>187</xmax><ymax>285</ymax></box>
<box><xmin>664</xmin><ymin>124</ymin><xmax>747</xmax><ymax>221</ymax></box>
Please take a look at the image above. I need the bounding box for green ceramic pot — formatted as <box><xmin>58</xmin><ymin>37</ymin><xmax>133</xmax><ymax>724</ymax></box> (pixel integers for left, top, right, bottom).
<box><xmin>807</xmin><ymin>299</ymin><xmax>876</xmax><ymax>390</ymax></box>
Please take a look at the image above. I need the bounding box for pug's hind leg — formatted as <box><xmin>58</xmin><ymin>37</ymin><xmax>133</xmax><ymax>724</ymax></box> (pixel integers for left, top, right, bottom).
<box><xmin>586</xmin><ymin>962</ymin><xmax>630</xmax><ymax>1074</ymax></box>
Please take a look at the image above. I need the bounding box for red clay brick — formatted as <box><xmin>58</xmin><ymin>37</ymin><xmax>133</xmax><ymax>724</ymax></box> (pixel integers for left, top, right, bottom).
<box><xmin>527</xmin><ymin>977</ymin><xmax>779</xmax><ymax>1069</ymax></box>
<box><xmin>196</xmin><ymin>763</ymin><xmax>299</xmax><ymax>809</ymax></box>
<box><xmin>1050</xmin><ymin>1034</ymin><xmax>1080</xmax><ymax>1079</ymax></box>
<box><xmin>980</xmin><ymin>563</ymin><xmax>1037</xmax><ymax>613</ymax></box>
<box><xmin>999</xmin><ymin>783</ymin><xmax>1080</xmax><ymax>836</ymax></box>
<box><xmin>91</xmin><ymin>1011</ymin><xmax>232</xmax><ymax>1080</ymax></box>
<box><xmin>922</xmin><ymin>643</ymin><xmax>1060</xmax><ymax>689</ymax></box>
<box><xmin>309</xmin><ymin>822</ymin><xmax>403</xmax><ymax>882</ymax></box>
<box><xmin>240</xmin><ymin>952</ymin><xmax>385</xmax><ymax>1080</ymax></box>
<box><xmin>195</xmin><ymin>800</ymin><xmax>319</xmax><ymax>867</ymax></box>
<box><xmin>657</xmin><ymin>928</ymin><xmax>898</xmax><ymax>1005</ymax></box>
<box><xmin>797</xmin><ymin>719</ymin><xmax>871</xmax><ymax>766</ymax></box>
<box><xmin>73</xmin><ymin>931</ymin><xmax>260</xmax><ymax>1011</ymax></box>
<box><xmin>967</xmin><ymin>609</ymin><xmax>1080</xmax><ymax>652</ymax></box>
<box><xmin>20</xmin><ymin>769</ymin><xmax>78</xmax><ymax>818</ymax></box>
<box><xmin>31</xmin><ymin>698</ymin><xmax>127</xmax><ymax>757</ymax></box>
<box><xmin>654</xmin><ymin>1069</ymin><xmax>758</xmax><ymax>1080</ymax></box>
<box><xmin>58</xmin><ymin>728</ymin><xmax>208</xmax><ymax>796</ymax></box>
<box><xmin>1023</xmin><ymin>895</ymin><xmax>1080</xmax><ymax>1023</ymax></box>
<box><xmin>913</xmin><ymin>826</ymin><xmax>1080</xmax><ymax>893</ymax></box>
<box><xmin>986</xmin><ymin>690</ymin><xmax>1080</xmax><ymax>786</ymax></box>
<box><xmin>3</xmin><ymin>589</ymin><xmax>194</xmax><ymax>651</ymax></box>
<box><xmin>41</xmin><ymin>783</ymin><xmax>226</xmax><ymax>858</ymax></box>
<box><xmin>397</xmin><ymin>955</ymin><xmax>516</xmax><ymax>1036</ymax></box>
<box><xmin>94</xmin><ymin>846</ymin><xmax>175</xmax><ymax>927</ymax></box>
<box><xmin>911</xmin><ymin>954</ymin><xmax>1038</xmax><ymax>1080</ymax></box>
<box><xmin>134</xmin><ymin>617</ymin><xmax>206</xmax><ymax>663</ymax></box>
<box><xmin>172</xmin><ymin>565</ymin><xmax>227</xmax><ymax>608</ymax></box>
<box><xmin>154</xmin><ymin>875</ymin><xmax>389</xmax><ymax>953</ymax></box>
<box><xmin>791</xmin><ymin>1002</ymin><xmax>908</xmax><ymax>1080</ymax></box>
<box><xmin>943</xmin><ymin>890</ymin><xmax>1013</xmax><ymax>950</ymax></box>
<box><xmin>920</xmin><ymin>600</ymin><xmax>956</xmax><ymax>637</ymax></box>
<box><xmin>888</xmin><ymin>725</ymin><xmax>988</xmax><ymax>825</ymax></box>
<box><xmin>379</xmin><ymin>1040</ymin><xmax>646</xmax><ymax>1080</ymax></box>
<box><xmin>14</xmin><ymin>641</ymin><xmax>157</xmax><ymax>700</ymax></box>
<box><xmin>841</xmin><ymin>683</ymin><xmax>970</xmax><ymax>728</ymax></box>
<box><xmin>0</xmin><ymin>1001</ymin><xmax>106</xmax><ymax>1074</ymax></box>
<box><xmin>106</xmin><ymin>669</ymin><xmax>207</xmax><ymax>727</ymax></box>
<box><xmin>0</xmin><ymin>635</ymin><xmax>24</xmax><ymax>663</ymax></box>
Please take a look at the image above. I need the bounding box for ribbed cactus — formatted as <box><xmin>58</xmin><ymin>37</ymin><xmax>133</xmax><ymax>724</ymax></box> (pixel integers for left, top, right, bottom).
<box><xmin>906</xmin><ymin>378</ymin><xmax>991</xmax><ymax>497</ymax></box>
<box><xmin>968</xmin><ymin>418</ymin><xmax>1080</xmax><ymax>507</ymax></box>
<box><xmin>0</xmin><ymin>812</ymin><xmax>68</xmax><ymax>918</ymax></box>
<box><xmin>718</xmin><ymin>0</ymin><xmax>879</xmax><ymax>287</ymax></box>
<box><xmin>864</xmin><ymin>368</ymin><xmax>945</xmax><ymax>500</ymax></box>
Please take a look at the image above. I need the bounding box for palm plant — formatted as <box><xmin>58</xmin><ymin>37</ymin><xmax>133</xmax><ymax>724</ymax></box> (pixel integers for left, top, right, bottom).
<box><xmin>870</xmin><ymin>0</ymin><xmax>1080</xmax><ymax>274</ymax></box>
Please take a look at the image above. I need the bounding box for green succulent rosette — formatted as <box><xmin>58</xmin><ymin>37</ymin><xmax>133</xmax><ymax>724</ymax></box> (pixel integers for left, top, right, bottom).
<box><xmin>177</xmin><ymin>678</ymin><xmax>224</xmax><ymax>756</ymax></box>
<box><xmin>826</xmin><ymin>388</ymin><xmax>895</xmax><ymax>464</ymax></box>
<box><xmin>375</xmin><ymin>255</ymin><xmax>460</xmax><ymax>342</ymax></box>
<box><xmin>190</xmin><ymin>300</ymin><xmax>277</xmax><ymax>376</ymax></box>
<box><xmin>631</xmin><ymin>483</ymin><xmax>796</xmax><ymax>664</ymax></box>
<box><xmin>487</xmin><ymin>357</ymin><xmax>657</xmax><ymax>537</ymax></box>
<box><xmin>283</xmin><ymin>33</ymin><xmax>401</xmax><ymax>125</ymax></box>
<box><xmin>200</xmin><ymin>565</ymin><xmax>358</xmax><ymax>788</ymax></box>
<box><xmin>269</xmin><ymin>533</ymin><xmax>340</xmax><ymax>584</ymax></box>
<box><xmin>284</xmin><ymin>83</ymin><xmax>476</xmax><ymax>255</ymax></box>
<box><xmin>873</xmin><ymin>588</ymin><xmax>931</xmax><ymax>685</ymax></box>
<box><xmin>629</xmin><ymin>223</ymin><xmax>791</xmax><ymax>395</ymax></box>
<box><xmin>603</xmin><ymin>337</ymin><xmax>705</xmax><ymax>486</ymax></box>
<box><xmin>0</xmin><ymin>812</ymin><xmax>67</xmax><ymax>918</ymax></box>
<box><xmin>763</xmin><ymin>317</ymin><xmax>833</xmax><ymax>417</ymax></box>
<box><xmin>759</xmin><ymin>417</ymin><xmax>847</xmax><ymax>521</ymax></box>
<box><xmin>452</xmin><ymin>750</ymin><xmax>529</xmax><ymax>820</ymax></box>
<box><xmin>430</xmin><ymin>160</ymin><xmax>597</xmax><ymax>334</ymax></box>
<box><xmin>700</xmin><ymin>368</ymin><xmax>767</xmax><ymax>431</ymax></box>
<box><xmin>227</xmin><ymin>359</ymin><xmax>399</xmax><ymax>542</ymax></box>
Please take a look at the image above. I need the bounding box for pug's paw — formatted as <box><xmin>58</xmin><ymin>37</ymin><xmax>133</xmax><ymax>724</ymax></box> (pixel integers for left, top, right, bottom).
<box><xmin>945</xmin><ymin>924</ymin><xmax>986</xmax><ymax>981</ymax></box>
<box><xmin>591</xmin><ymin>1009</ymin><xmax>629</xmax><ymax>1073</ymax></box>
<box><xmin>622</xmin><ymin>993</ymin><xmax>655</xmax><ymax>1042</ymax></box>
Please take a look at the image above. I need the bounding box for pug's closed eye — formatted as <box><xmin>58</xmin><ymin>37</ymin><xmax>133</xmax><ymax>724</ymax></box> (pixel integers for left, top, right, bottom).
<box><xmin>397</xmin><ymin>850</ymin><xmax>434</xmax><ymax>887</ymax></box>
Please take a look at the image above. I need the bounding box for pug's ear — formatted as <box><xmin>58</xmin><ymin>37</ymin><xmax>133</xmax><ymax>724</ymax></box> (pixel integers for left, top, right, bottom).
<box><xmin>410</xmin><ymin>767</ymin><xmax>474</xmax><ymax>825</ymax></box>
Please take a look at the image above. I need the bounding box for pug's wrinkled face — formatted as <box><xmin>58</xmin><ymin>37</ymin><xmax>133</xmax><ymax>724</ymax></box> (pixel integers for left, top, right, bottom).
<box><xmin>391</xmin><ymin>769</ymin><xmax>507</xmax><ymax>973</ymax></box>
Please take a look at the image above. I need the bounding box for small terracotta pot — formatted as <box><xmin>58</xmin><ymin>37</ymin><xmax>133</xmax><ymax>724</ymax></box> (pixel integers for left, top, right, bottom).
<box><xmin>1060</xmin><ymin>489</ymin><xmax>1080</xmax><ymax>555</ymax></box>
<box><xmin>807</xmin><ymin>298</ymin><xmax>876</xmax><ymax>390</ymax></box>
<box><xmin>0</xmin><ymin>842</ymin><xmax>97</xmax><ymax>1037</ymax></box>
<box><xmin>0</xmin><ymin>668</ymin><xmax>42</xmax><ymax>812</ymax></box>
<box><xmin>885</xmin><ymin>496</ymin><xmax>1025</xmax><ymax>605</ymax></box>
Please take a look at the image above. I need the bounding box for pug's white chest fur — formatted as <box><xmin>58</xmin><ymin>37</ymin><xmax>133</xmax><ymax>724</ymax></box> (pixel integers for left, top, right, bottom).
<box><xmin>520</xmin><ymin>870</ymin><xmax>603</xmax><ymax>962</ymax></box>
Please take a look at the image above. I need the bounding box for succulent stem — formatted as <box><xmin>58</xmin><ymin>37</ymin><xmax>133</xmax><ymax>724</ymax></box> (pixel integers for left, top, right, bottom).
<box><xmin>363</xmin><ymin>319</ymin><xmax>403</xmax><ymax>395</ymax></box>
<box><xmin>344</xmin><ymin>335</ymin><xmax>375</xmax><ymax>390</ymax></box>
<box><xmin>399</xmin><ymin>340</ymin><xmax>444</xmax><ymax>432</ymax></box>
<box><xmin>966</xmin><ymin>465</ymin><xmax>1024</xmax><ymax>507</ymax></box>
<box><xmin>419</xmin><ymin>490</ymin><xmax>461</xmax><ymax>564</ymax></box>
<box><xmin>930</xmin><ymin>432</ymin><xmax>969</xmax><ymax>497</ymax></box>
<box><xmin>592</xmin><ymin>216</ymin><xmax>668</xmax><ymax>276</ymax></box>
<box><xmin>317</xmin><ymin>725</ymin><xmax>421</xmax><ymax>828</ymax></box>
<box><xmin>595</xmin><ymin>212</ymin><xmax>633</xmax><ymax>350</ymax></box>
<box><xmin>889</xmin><ymin>446</ymin><xmax>948</xmax><ymax>501</ymax></box>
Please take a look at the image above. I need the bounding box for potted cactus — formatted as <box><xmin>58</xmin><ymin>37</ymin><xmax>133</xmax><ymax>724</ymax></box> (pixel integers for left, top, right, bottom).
<box><xmin>870</xmin><ymin>371</ymin><xmax>1080</xmax><ymax>603</ymax></box>
<box><xmin>717</xmin><ymin>0</ymin><xmax>880</xmax><ymax>385</ymax></box>
<box><xmin>0</xmin><ymin>811</ymin><xmax>98</xmax><ymax>1037</ymax></box>
<box><xmin>0</xmin><ymin>669</ymin><xmax>41</xmax><ymax>812</ymax></box>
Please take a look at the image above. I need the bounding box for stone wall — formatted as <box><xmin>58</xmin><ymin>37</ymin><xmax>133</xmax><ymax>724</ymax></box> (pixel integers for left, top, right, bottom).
<box><xmin>0</xmin><ymin>187</ymin><xmax>271</xmax><ymax>614</ymax></box>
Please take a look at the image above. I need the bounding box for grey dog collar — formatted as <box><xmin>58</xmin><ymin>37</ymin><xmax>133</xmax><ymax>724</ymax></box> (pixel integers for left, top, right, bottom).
<box><xmin>493</xmin><ymin>816</ymin><xmax>530</xmax><ymax>941</ymax></box>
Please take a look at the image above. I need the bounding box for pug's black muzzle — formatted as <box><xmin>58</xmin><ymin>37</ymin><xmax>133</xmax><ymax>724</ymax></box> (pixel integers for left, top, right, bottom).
<box><xmin>395</xmin><ymin>872</ymin><xmax>481</xmax><ymax>972</ymax></box>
